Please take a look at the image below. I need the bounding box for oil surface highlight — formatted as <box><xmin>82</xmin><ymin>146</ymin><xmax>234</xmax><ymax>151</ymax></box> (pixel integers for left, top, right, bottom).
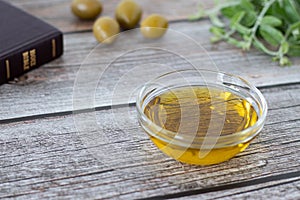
<box><xmin>143</xmin><ymin>86</ymin><xmax>258</xmax><ymax>165</ymax></box>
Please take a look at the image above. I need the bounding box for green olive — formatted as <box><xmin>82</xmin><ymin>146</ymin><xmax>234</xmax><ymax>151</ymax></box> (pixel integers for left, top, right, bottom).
<box><xmin>141</xmin><ymin>14</ymin><xmax>168</xmax><ymax>39</ymax></box>
<box><xmin>115</xmin><ymin>0</ymin><xmax>142</xmax><ymax>30</ymax></box>
<box><xmin>71</xmin><ymin>0</ymin><xmax>102</xmax><ymax>20</ymax></box>
<box><xmin>93</xmin><ymin>17</ymin><xmax>120</xmax><ymax>44</ymax></box>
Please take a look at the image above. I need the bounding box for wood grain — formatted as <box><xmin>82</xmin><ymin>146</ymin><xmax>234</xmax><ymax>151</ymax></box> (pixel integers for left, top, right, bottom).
<box><xmin>0</xmin><ymin>21</ymin><xmax>300</xmax><ymax>121</ymax></box>
<box><xmin>8</xmin><ymin>0</ymin><xmax>204</xmax><ymax>33</ymax></box>
<box><xmin>1</xmin><ymin>1</ymin><xmax>299</xmax><ymax>199</ymax></box>
<box><xmin>177</xmin><ymin>178</ymin><xmax>300</xmax><ymax>200</ymax></box>
<box><xmin>0</xmin><ymin>84</ymin><xmax>299</xmax><ymax>199</ymax></box>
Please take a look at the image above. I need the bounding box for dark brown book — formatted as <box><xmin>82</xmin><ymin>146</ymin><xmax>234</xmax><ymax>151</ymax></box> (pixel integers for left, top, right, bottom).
<box><xmin>0</xmin><ymin>0</ymin><xmax>63</xmax><ymax>85</ymax></box>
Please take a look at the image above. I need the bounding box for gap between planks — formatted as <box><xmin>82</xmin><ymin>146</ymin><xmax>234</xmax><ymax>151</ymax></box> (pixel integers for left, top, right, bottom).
<box><xmin>137</xmin><ymin>172</ymin><xmax>300</xmax><ymax>200</ymax></box>
<box><xmin>1</xmin><ymin>21</ymin><xmax>300</xmax><ymax>121</ymax></box>
<box><xmin>0</xmin><ymin>91</ymin><xmax>299</xmax><ymax>198</ymax></box>
<box><xmin>1</xmin><ymin>82</ymin><xmax>300</xmax><ymax>125</ymax></box>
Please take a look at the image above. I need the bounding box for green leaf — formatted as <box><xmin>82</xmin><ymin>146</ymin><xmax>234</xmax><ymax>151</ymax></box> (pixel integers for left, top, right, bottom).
<box><xmin>210</xmin><ymin>26</ymin><xmax>225</xmax><ymax>37</ymax></box>
<box><xmin>281</xmin><ymin>41</ymin><xmax>289</xmax><ymax>54</ymax></box>
<box><xmin>234</xmin><ymin>24</ymin><xmax>251</xmax><ymax>35</ymax></box>
<box><xmin>288</xmin><ymin>36</ymin><xmax>300</xmax><ymax>46</ymax></box>
<box><xmin>253</xmin><ymin>38</ymin><xmax>274</xmax><ymax>55</ymax></box>
<box><xmin>288</xmin><ymin>44</ymin><xmax>300</xmax><ymax>56</ymax></box>
<box><xmin>283</xmin><ymin>0</ymin><xmax>300</xmax><ymax>23</ymax></box>
<box><xmin>230</xmin><ymin>11</ymin><xmax>246</xmax><ymax>29</ymax></box>
<box><xmin>210</xmin><ymin>36</ymin><xmax>222</xmax><ymax>43</ymax></box>
<box><xmin>270</xmin><ymin>2</ymin><xmax>291</xmax><ymax>24</ymax></box>
<box><xmin>259</xmin><ymin>25</ymin><xmax>284</xmax><ymax>46</ymax></box>
<box><xmin>221</xmin><ymin>5</ymin><xmax>242</xmax><ymax>18</ymax></box>
<box><xmin>251</xmin><ymin>0</ymin><xmax>265</xmax><ymax>10</ymax></box>
<box><xmin>240</xmin><ymin>0</ymin><xmax>255</xmax><ymax>11</ymax></box>
<box><xmin>242</xmin><ymin>35</ymin><xmax>252</xmax><ymax>49</ymax></box>
<box><xmin>241</xmin><ymin>11</ymin><xmax>257</xmax><ymax>27</ymax></box>
<box><xmin>210</xmin><ymin>14</ymin><xmax>225</xmax><ymax>27</ymax></box>
<box><xmin>210</xmin><ymin>26</ymin><xmax>226</xmax><ymax>43</ymax></box>
<box><xmin>292</xmin><ymin>28</ymin><xmax>300</xmax><ymax>40</ymax></box>
<box><xmin>270</xmin><ymin>0</ymin><xmax>300</xmax><ymax>25</ymax></box>
<box><xmin>227</xmin><ymin>37</ymin><xmax>247</xmax><ymax>48</ymax></box>
<box><xmin>197</xmin><ymin>0</ymin><xmax>298</xmax><ymax>66</ymax></box>
<box><xmin>261</xmin><ymin>15</ymin><xmax>282</xmax><ymax>27</ymax></box>
<box><xmin>229</xmin><ymin>11</ymin><xmax>251</xmax><ymax>35</ymax></box>
<box><xmin>294</xmin><ymin>0</ymin><xmax>300</xmax><ymax>11</ymax></box>
<box><xmin>287</xmin><ymin>21</ymin><xmax>300</xmax><ymax>40</ymax></box>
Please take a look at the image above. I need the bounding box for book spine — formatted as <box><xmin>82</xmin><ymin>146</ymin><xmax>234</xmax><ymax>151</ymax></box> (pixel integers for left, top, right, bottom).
<box><xmin>0</xmin><ymin>32</ymin><xmax>63</xmax><ymax>85</ymax></box>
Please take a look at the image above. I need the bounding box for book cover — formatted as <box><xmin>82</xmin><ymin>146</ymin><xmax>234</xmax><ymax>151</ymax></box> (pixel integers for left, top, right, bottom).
<box><xmin>0</xmin><ymin>0</ymin><xmax>63</xmax><ymax>85</ymax></box>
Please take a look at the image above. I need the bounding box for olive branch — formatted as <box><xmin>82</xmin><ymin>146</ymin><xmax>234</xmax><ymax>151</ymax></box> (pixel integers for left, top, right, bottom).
<box><xmin>191</xmin><ymin>0</ymin><xmax>300</xmax><ymax>66</ymax></box>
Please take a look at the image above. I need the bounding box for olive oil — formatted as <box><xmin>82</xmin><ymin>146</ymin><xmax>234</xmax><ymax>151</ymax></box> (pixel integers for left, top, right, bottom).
<box><xmin>143</xmin><ymin>86</ymin><xmax>258</xmax><ymax>165</ymax></box>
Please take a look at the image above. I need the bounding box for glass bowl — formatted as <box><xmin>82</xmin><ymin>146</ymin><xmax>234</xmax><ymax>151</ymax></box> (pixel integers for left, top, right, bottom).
<box><xmin>136</xmin><ymin>69</ymin><xmax>268</xmax><ymax>165</ymax></box>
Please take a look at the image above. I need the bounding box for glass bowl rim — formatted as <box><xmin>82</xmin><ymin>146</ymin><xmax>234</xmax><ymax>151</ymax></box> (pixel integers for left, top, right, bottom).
<box><xmin>136</xmin><ymin>69</ymin><xmax>268</xmax><ymax>147</ymax></box>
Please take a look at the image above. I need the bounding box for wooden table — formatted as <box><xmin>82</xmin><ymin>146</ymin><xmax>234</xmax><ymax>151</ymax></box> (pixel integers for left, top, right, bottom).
<box><xmin>1</xmin><ymin>0</ymin><xmax>300</xmax><ymax>199</ymax></box>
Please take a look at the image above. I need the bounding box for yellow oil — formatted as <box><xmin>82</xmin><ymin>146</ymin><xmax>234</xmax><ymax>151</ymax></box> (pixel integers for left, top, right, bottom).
<box><xmin>143</xmin><ymin>86</ymin><xmax>258</xmax><ymax>165</ymax></box>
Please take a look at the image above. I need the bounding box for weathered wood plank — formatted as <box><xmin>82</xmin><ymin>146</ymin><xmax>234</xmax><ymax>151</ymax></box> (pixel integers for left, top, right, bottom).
<box><xmin>0</xmin><ymin>21</ymin><xmax>299</xmax><ymax>121</ymax></box>
<box><xmin>0</xmin><ymin>84</ymin><xmax>299</xmax><ymax>199</ymax></box>
<box><xmin>8</xmin><ymin>0</ymin><xmax>204</xmax><ymax>33</ymax></box>
<box><xmin>177</xmin><ymin>178</ymin><xmax>300</xmax><ymax>200</ymax></box>
<box><xmin>1</xmin><ymin>1</ymin><xmax>299</xmax><ymax>199</ymax></box>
